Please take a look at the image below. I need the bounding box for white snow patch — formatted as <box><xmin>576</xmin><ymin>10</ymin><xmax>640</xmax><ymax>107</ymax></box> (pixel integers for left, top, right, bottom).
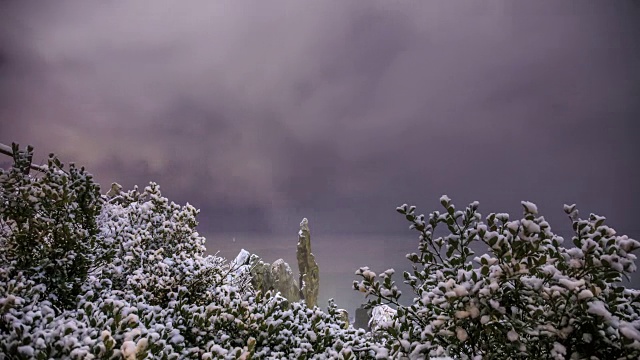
<box><xmin>521</xmin><ymin>201</ymin><xmax>538</xmax><ymax>215</ymax></box>
<box><xmin>456</xmin><ymin>327</ymin><xmax>468</xmax><ymax>342</ymax></box>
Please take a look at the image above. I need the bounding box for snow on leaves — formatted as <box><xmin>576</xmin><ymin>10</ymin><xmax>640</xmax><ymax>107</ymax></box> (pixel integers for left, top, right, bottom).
<box><xmin>2</xmin><ymin>145</ymin><xmax>640</xmax><ymax>359</ymax></box>
<box><xmin>355</xmin><ymin>196</ymin><xmax>640</xmax><ymax>359</ymax></box>
<box><xmin>0</xmin><ymin>146</ymin><xmax>377</xmax><ymax>359</ymax></box>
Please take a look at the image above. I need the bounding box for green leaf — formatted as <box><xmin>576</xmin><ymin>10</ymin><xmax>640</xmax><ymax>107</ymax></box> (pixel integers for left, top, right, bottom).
<box><xmin>481</xmin><ymin>266</ymin><xmax>489</xmax><ymax>276</ymax></box>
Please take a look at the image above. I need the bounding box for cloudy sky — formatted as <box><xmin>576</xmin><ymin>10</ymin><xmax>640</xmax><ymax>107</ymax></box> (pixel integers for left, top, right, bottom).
<box><xmin>2</xmin><ymin>1</ymin><xmax>639</xmax><ymax>312</ymax></box>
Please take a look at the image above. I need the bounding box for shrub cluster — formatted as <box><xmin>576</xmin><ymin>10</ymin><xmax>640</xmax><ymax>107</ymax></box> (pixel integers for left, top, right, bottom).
<box><xmin>0</xmin><ymin>145</ymin><xmax>376</xmax><ymax>360</ymax></box>
<box><xmin>2</xmin><ymin>144</ymin><xmax>639</xmax><ymax>359</ymax></box>
<box><xmin>354</xmin><ymin>196</ymin><xmax>640</xmax><ymax>359</ymax></box>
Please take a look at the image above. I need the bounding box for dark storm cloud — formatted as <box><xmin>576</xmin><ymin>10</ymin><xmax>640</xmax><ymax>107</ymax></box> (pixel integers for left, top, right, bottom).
<box><xmin>1</xmin><ymin>0</ymin><xmax>639</xmax><ymax>239</ymax></box>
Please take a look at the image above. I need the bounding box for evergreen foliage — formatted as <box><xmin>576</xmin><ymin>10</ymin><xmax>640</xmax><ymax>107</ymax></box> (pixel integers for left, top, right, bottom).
<box><xmin>0</xmin><ymin>145</ymin><xmax>376</xmax><ymax>359</ymax></box>
<box><xmin>354</xmin><ymin>196</ymin><xmax>640</xmax><ymax>359</ymax></box>
<box><xmin>2</xmin><ymin>144</ymin><xmax>639</xmax><ymax>359</ymax></box>
<box><xmin>0</xmin><ymin>144</ymin><xmax>102</xmax><ymax>310</ymax></box>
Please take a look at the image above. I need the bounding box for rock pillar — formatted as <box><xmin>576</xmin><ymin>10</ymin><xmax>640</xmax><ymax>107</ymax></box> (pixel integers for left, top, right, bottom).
<box><xmin>297</xmin><ymin>218</ymin><xmax>319</xmax><ymax>308</ymax></box>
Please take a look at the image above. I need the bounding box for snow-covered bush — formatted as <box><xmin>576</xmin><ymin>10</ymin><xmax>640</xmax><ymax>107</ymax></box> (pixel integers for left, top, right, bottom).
<box><xmin>354</xmin><ymin>196</ymin><xmax>640</xmax><ymax>359</ymax></box>
<box><xmin>0</xmin><ymin>143</ymin><xmax>103</xmax><ymax>311</ymax></box>
<box><xmin>96</xmin><ymin>182</ymin><xmax>241</xmax><ymax>307</ymax></box>
<box><xmin>368</xmin><ymin>305</ymin><xmax>396</xmax><ymax>333</ymax></box>
<box><xmin>0</xmin><ymin>145</ymin><xmax>378</xmax><ymax>359</ymax></box>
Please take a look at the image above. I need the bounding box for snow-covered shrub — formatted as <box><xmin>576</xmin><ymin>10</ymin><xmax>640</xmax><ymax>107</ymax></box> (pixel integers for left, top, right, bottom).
<box><xmin>0</xmin><ymin>144</ymin><xmax>103</xmax><ymax>310</ymax></box>
<box><xmin>368</xmin><ymin>305</ymin><xmax>396</xmax><ymax>333</ymax></box>
<box><xmin>354</xmin><ymin>196</ymin><xmax>640</xmax><ymax>359</ymax></box>
<box><xmin>96</xmin><ymin>182</ymin><xmax>240</xmax><ymax>307</ymax></box>
<box><xmin>0</xmin><ymin>145</ymin><xmax>379</xmax><ymax>359</ymax></box>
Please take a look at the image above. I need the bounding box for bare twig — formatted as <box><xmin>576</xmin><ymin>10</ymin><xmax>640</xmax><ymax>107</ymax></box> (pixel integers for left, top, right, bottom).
<box><xmin>0</xmin><ymin>143</ymin><xmax>12</xmax><ymax>157</ymax></box>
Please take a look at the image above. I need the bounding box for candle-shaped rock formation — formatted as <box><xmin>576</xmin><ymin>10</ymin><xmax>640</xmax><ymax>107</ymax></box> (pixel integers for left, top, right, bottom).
<box><xmin>297</xmin><ymin>218</ymin><xmax>319</xmax><ymax>308</ymax></box>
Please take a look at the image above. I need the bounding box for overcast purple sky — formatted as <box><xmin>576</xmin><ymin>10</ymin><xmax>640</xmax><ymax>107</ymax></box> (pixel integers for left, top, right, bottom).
<box><xmin>2</xmin><ymin>1</ymin><xmax>639</xmax><ymax>312</ymax></box>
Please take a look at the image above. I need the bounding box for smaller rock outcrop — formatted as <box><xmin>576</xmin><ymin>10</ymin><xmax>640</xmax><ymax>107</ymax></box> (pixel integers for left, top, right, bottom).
<box><xmin>337</xmin><ymin>309</ymin><xmax>350</xmax><ymax>328</ymax></box>
<box><xmin>235</xmin><ymin>250</ymin><xmax>299</xmax><ymax>303</ymax></box>
<box><xmin>354</xmin><ymin>305</ymin><xmax>371</xmax><ymax>330</ymax></box>
<box><xmin>269</xmin><ymin>259</ymin><xmax>300</xmax><ymax>302</ymax></box>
